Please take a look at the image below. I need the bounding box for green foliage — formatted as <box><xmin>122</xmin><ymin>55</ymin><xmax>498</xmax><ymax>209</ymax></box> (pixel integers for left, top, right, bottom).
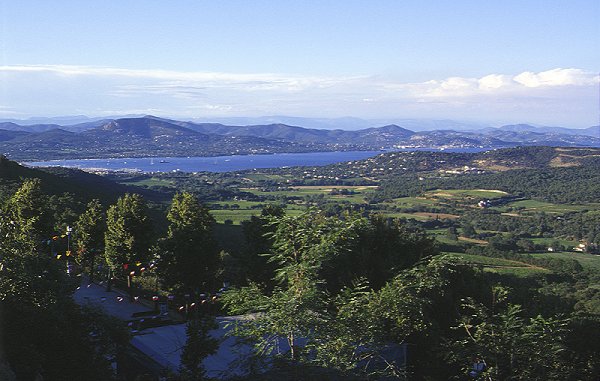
<box><xmin>267</xmin><ymin>210</ymin><xmax>358</xmax><ymax>289</ymax></box>
<box><xmin>180</xmin><ymin>316</ymin><xmax>219</xmax><ymax>380</ymax></box>
<box><xmin>223</xmin><ymin>211</ymin><xmax>361</xmax><ymax>367</ymax></box>
<box><xmin>157</xmin><ymin>192</ymin><xmax>219</xmax><ymax>292</ymax></box>
<box><xmin>5</xmin><ymin>178</ymin><xmax>49</xmax><ymax>241</ymax></box>
<box><xmin>104</xmin><ymin>193</ymin><xmax>153</xmax><ymax>272</ymax></box>
<box><xmin>446</xmin><ymin>287</ymin><xmax>574</xmax><ymax>380</ymax></box>
<box><xmin>377</xmin><ymin>164</ymin><xmax>600</xmax><ymax>205</ymax></box>
<box><xmin>223</xmin><ymin>211</ymin><xmax>452</xmax><ymax>379</ymax></box>
<box><xmin>1</xmin><ymin>182</ymin><xmax>121</xmax><ymax>380</ymax></box>
<box><xmin>75</xmin><ymin>199</ymin><xmax>106</xmax><ymax>263</ymax></box>
<box><xmin>322</xmin><ymin>215</ymin><xmax>438</xmax><ymax>291</ymax></box>
<box><xmin>238</xmin><ymin>204</ymin><xmax>285</xmax><ymax>288</ymax></box>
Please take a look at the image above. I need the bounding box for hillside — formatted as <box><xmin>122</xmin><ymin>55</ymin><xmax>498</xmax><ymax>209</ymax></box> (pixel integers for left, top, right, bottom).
<box><xmin>0</xmin><ymin>155</ymin><xmax>162</xmax><ymax>203</ymax></box>
<box><xmin>1</xmin><ymin>116</ymin><xmax>599</xmax><ymax>161</ymax></box>
<box><xmin>180</xmin><ymin>119</ymin><xmax>415</xmax><ymax>145</ymax></box>
<box><xmin>0</xmin><ymin>117</ymin><xmax>317</xmax><ymax>160</ymax></box>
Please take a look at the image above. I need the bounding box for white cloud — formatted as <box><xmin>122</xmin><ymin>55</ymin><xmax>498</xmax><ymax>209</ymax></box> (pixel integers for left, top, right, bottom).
<box><xmin>478</xmin><ymin>74</ymin><xmax>512</xmax><ymax>90</ymax></box>
<box><xmin>0</xmin><ymin>65</ymin><xmax>597</xmax><ymax>126</ymax></box>
<box><xmin>512</xmin><ymin>68</ymin><xmax>599</xmax><ymax>87</ymax></box>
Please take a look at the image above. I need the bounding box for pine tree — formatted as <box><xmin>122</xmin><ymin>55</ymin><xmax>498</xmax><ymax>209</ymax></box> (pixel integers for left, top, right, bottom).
<box><xmin>157</xmin><ymin>192</ymin><xmax>218</xmax><ymax>292</ymax></box>
<box><xmin>104</xmin><ymin>193</ymin><xmax>153</xmax><ymax>291</ymax></box>
<box><xmin>75</xmin><ymin>199</ymin><xmax>106</xmax><ymax>281</ymax></box>
<box><xmin>180</xmin><ymin>316</ymin><xmax>218</xmax><ymax>380</ymax></box>
<box><xmin>6</xmin><ymin>178</ymin><xmax>48</xmax><ymax>242</ymax></box>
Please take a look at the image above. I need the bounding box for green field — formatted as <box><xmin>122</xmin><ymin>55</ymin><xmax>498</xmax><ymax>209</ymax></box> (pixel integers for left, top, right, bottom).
<box><xmin>506</xmin><ymin>199</ymin><xmax>597</xmax><ymax>214</ymax></box>
<box><xmin>384</xmin><ymin>212</ymin><xmax>430</xmax><ymax>221</ymax></box>
<box><xmin>384</xmin><ymin>197</ymin><xmax>439</xmax><ymax>207</ymax></box>
<box><xmin>210</xmin><ymin>209</ymin><xmax>261</xmax><ymax>224</ymax></box>
<box><xmin>529</xmin><ymin>251</ymin><xmax>600</xmax><ymax>271</ymax></box>
<box><xmin>447</xmin><ymin>253</ymin><xmax>529</xmax><ymax>267</ymax></box>
<box><xmin>209</xmin><ymin>200</ymin><xmax>265</xmax><ymax>209</ymax></box>
<box><xmin>210</xmin><ymin>204</ymin><xmax>305</xmax><ymax>225</ymax></box>
<box><xmin>119</xmin><ymin>177</ymin><xmax>175</xmax><ymax>187</ymax></box>
<box><xmin>529</xmin><ymin>237</ymin><xmax>579</xmax><ymax>249</ymax></box>
<box><xmin>445</xmin><ymin>252</ymin><xmax>550</xmax><ymax>277</ymax></box>
<box><xmin>426</xmin><ymin>189</ymin><xmax>509</xmax><ymax>199</ymax></box>
<box><xmin>483</xmin><ymin>266</ymin><xmax>551</xmax><ymax>276</ymax></box>
<box><xmin>241</xmin><ymin>185</ymin><xmax>376</xmax><ymax>204</ymax></box>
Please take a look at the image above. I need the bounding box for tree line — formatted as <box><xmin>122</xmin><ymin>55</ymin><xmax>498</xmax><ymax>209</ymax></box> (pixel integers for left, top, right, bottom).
<box><xmin>2</xmin><ymin>177</ymin><xmax>600</xmax><ymax>380</ymax></box>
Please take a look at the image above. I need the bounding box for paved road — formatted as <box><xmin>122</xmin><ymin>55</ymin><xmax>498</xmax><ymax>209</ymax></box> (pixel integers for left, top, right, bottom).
<box><xmin>73</xmin><ymin>278</ymin><xmax>153</xmax><ymax>320</ymax></box>
<box><xmin>73</xmin><ymin>276</ymin><xmax>252</xmax><ymax>379</ymax></box>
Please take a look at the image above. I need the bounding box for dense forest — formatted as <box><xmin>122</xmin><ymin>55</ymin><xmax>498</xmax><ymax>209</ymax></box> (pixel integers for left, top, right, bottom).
<box><xmin>1</xmin><ymin>148</ymin><xmax>600</xmax><ymax>380</ymax></box>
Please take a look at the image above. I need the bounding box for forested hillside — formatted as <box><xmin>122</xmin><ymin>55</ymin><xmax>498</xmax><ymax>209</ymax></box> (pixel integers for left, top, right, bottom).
<box><xmin>2</xmin><ymin>147</ymin><xmax>600</xmax><ymax>379</ymax></box>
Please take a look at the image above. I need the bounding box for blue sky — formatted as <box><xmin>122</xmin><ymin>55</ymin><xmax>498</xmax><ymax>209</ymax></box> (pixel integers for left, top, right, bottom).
<box><xmin>1</xmin><ymin>1</ymin><xmax>599</xmax><ymax>127</ymax></box>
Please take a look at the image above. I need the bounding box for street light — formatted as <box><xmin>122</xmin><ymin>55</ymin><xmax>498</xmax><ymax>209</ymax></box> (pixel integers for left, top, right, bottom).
<box><xmin>66</xmin><ymin>226</ymin><xmax>73</xmax><ymax>275</ymax></box>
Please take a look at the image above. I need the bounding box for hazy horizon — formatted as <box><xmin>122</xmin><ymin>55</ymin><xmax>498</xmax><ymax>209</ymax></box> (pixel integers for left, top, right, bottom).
<box><xmin>1</xmin><ymin>1</ymin><xmax>599</xmax><ymax>127</ymax></box>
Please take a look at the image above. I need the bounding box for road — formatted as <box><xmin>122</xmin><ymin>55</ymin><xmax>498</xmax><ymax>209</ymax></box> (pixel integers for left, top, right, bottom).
<box><xmin>73</xmin><ymin>276</ymin><xmax>251</xmax><ymax>379</ymax></box>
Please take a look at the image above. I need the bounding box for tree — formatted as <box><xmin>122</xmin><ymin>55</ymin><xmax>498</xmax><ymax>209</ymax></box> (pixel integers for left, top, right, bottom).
<box><xmin>180</xmin><ymin>316</ymin><xmax>219</xmax><ymax>380</ymax></box>
<box><xmin>75</xmin><ymin>199</ymin><xmax>106</xmax><ymax>281</ymax></box>
<box><xmin>222</xmin><ymin>210</ymin><xmax>380</xmax><ymax>378</ymax></box>
<box><xmin>1</xmin><ymin>184</ymin><xmax>119</xmax><ymax>381</ymax></box>
<box><xmin>322</xmin><ymin>214</ymin><xmax>438</xmax><ymax>291</ymax></box>
<box><xmin>223</xmin><ymin>210</ymin><xmax>359</xmax><ymax>365</ymax></box>
<box><xmin>240</xmin><ymin>204</ymin><xmax>285</xmax><ymax>287</ymax></box>
<box><xmin>157</xmin><ymin>192</ymin><xmax>218</xmax><ymax>292</ymax></box>
<box><xmin>6</xmin><ymin>178</ymin><xmax>48</xmax><ymax>241</ymax></box>
<box><xmin>446</xmin><ymin>226</ymin><xmax>459</xmax><ymax>241</ymax></box>
<box><xmin>104</xmin><ymin>193</ymin><xmax>153</xmax><ymax>291</ymax></box>
<box><xmin>223</xmin><ymin>211</ymin><xmax>449</xmax><ymax>378</ymax></box>
<box><xmin>462</xmin><ymin>223</ymin><xmax>477</xmax><ymax>238</ymax></box>
<box><xmin>446</xmin><ymin>287</ymin><xmax>573</xmax><ymax>380</ymax></box>
<box><xmin>47</xmin><ymin>192</ymin><xmax>81</xmax><ymax>235</ymax></box>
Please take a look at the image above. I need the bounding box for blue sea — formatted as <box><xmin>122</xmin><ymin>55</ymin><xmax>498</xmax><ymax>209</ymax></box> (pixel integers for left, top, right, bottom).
<box><xmin>24</xmin><ymin>148</ymin><xmax>488</xmax><ymax>173</ymax></box>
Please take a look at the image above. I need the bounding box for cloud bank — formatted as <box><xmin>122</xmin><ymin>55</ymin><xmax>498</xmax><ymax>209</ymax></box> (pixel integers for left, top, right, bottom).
<box><xmin>0</xmin><ymin>65</ymin><xmax>597</xmax><ymax>127</ymax></box>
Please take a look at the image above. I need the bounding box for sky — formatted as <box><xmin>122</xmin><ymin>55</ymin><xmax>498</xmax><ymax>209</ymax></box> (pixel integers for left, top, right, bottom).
<box><xmin>1</xmin><ymin>1</ymin><xmax>599</xmax><ymax>127</ymax></box>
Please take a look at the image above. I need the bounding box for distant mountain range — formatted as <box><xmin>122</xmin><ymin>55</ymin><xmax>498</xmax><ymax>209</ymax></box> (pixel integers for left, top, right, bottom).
<box><xmin>0</xmin><ymin>116</ymin><xmax>598</xmax><ymax>161</ymax></box>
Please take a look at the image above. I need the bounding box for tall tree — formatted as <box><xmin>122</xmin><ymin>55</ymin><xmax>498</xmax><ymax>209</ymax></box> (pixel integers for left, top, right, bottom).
<box><xmin>240</xmin><ymin>204</ymin><xmax>284</xmax><ymax>287</ymax></box>
<box><xmin>104</xmin><ymin>193</ymin><xmax>153</xmax><ymax>289</ymax></box>
<box><xmin>180</xmin><ymin>316</ymin><xmax>218</xmax><ymax>380</ymax></box>
<box><xmin>75</xmin><ymin>199</ymin><xmax>106</xmax><ymax>281</ymax></box>
<box><xmin>223</xmin><ymin>210</ymin><xmax>360</xmax><ymax>365</ymax></box>
<box><xmin>6</xmin><ymin>178</ymin><xmax>48</xmax><ymax>240</ymax></box>
<box><xmin>445</xmin><ymin>287</ymin><xmax>574</xmax><ymax>380</ymax></box>
<box><xmin>322</xmin><ymin>214</ymin><xmax>438</xmax><ymax>292</ymax></box>
<box><xmin>157</xmin><ymin>192</ymin><xmax>218</xmax><ymax>292</ymax></box>
<box><xmin>1</xmin><ymin>183</ymin><xmax>118</xmax><ymax>381</ymax></box>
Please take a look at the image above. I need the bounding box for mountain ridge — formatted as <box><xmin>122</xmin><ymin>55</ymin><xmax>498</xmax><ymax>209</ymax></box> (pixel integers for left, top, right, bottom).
<box><xmin>1</xmin><ymin>116</ymin><xmax>599</xmax><ymax>161</ymax></box>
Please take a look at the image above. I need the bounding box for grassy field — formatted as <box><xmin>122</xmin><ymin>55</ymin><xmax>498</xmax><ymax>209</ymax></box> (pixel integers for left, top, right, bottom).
<box><xmin>383</xmin><ymin>190</ymin><xmax>507</xmax><ymax>216</ymax></box>
<box><xmin>210</xmin><ymin>204</ymin><xmax>305</xmax><ymax>225</ymax></box>
<box><xmin>529</xmin><ymin>237</ymin><xmax>579</xmax><ymax>249</ymax></box>
<box><xmin>529</xmin><ymin>251</ymin><xmax>600</xmax><ymax>271</ymax></box>
<box><xmin>384</xmin><ymin>212</ymin><xmax>430</xmax><ymax>221</ymax></box>
<box><xmin>210</xmin><ymin>209</ymin><xmax>261</xmax><ymax>224</ymax></box>
<box><xmin>241</xmin><ymin>185</ymin><xmax>376</xmax><ymax>204</ymax></box>
<box><xmin>506</xmin><ymin>199</ymin><xmax>597</xmax><ymax>214</ymax></box>
<box><xmin>425</xmin><ymin>189</ymin><xmax>509</xmax><ymax>200</ymax></box>
<box><xmin>383</xmin><ymin>197</ymin><xmax>440</xmax><ymax>208</ymax></box>
<box><xmin>209</xmin><ymin>200</ymin><xmax>265</xmax><ymax>209</ymax></box>
<box><xmin>445</xmin><ymin>252</ymin><xmax>551</xmax><ymax>277</ymax></box>
<box><xmin>446</xmin><ymin>253</ymin><xmax>530</xmax><ymax>267</ymax></box>
<box><xmin>119</xmin><ymin>177</ymin><xmax>175</xmax><ymax>187</ymax></box>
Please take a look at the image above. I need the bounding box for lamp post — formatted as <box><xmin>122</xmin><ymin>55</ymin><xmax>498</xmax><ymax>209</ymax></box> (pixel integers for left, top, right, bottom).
<box><xmin>65</xmin><ymin>226</ymin><xmax>73</xmax><ymax>275</ymax></box>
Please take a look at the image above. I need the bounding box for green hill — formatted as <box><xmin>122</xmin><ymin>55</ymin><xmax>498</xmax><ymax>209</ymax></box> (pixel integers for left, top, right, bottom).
<box><xmin>0</xmin><ymin>155</ymin><xmax>164</xmax><ymax>203</ymax></box>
